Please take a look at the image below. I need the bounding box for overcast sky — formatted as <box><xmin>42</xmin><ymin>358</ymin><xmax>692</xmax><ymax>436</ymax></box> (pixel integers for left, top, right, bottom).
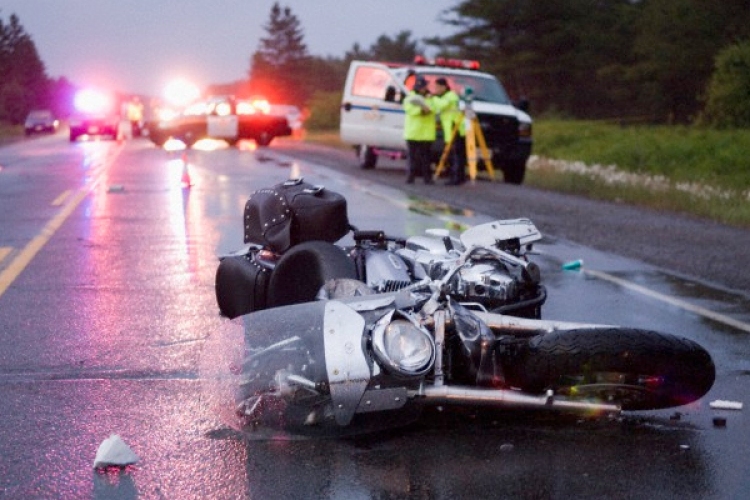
<box><xmin>2</xmin><ymin>0</ymin><xmax>458</xmax><ymax>97</ymax></box>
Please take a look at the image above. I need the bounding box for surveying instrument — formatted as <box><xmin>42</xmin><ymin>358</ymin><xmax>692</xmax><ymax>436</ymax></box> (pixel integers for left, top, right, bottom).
<box><xmin>435</xmin><ymin>87</ymin><xmax>496</xmax><ymax>182</ymax></box>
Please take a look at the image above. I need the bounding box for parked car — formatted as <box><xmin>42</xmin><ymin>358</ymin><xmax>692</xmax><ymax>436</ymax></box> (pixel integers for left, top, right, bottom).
<box><xmin>24</xmin><ymin>110</ymin><xmax>59</xmax><ymax>136</ymax></box>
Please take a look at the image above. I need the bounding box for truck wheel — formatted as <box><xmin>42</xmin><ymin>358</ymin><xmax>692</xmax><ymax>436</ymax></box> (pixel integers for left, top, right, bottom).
<box><xmin>500</xmin><ymin>159</ymin><xmax>526</xmax><ymax>184</ymax></box>
<box><xmin>256</xmin><ymin>133</ymin><xmax>272</xmax><ymax>147</ymax></box>
<box><xmin>358</xmin><ymin>145</ymin><xmax>377</xmax><ymax>169</ymax></box>
<box><xmin>180</xmin><ymin>133</ymin><xmax>197</xmax><ymax>148</ymax></box>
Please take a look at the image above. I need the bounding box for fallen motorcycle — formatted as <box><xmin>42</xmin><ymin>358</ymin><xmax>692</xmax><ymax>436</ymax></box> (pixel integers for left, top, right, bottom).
<box><xmin>228</xmin><ymin>277</ymin><xmax>715</xmax><ymax>438</ymax></box>
<box><xmin>215</xmin><ymin>178</ymin><xmax>546</xmax><ymax>320</ymax></box>
<box><xmin>211</xmin><ymin>178</ymin><xmax>715</xmax><ymax>438</ymax></box>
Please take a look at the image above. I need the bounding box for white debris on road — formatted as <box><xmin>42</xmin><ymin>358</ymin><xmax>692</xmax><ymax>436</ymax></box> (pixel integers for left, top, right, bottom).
<box><xmin>93</xmin><ymin>434</ymin><xmax>140</xmax><ymax>469</ymax></box>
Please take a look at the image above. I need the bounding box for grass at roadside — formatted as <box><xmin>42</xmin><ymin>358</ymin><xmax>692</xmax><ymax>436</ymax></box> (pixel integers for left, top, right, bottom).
<box><xmin>529</xmin><ymin>120</ymin><xmax>750</xmax><ymax>227</ymax></box>
<box><xmin>0</xmin><ymin>123</ymin><xmax>23</xmax><ymax>145</ymax></box>
<box><xmin>305</xmin><ymin>122</ymin><xmax>750</xmax><ymax>228</ymax></box>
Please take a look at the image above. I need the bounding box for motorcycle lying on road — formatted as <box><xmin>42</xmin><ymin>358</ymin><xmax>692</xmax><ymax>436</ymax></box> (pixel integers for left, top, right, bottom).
<box><xmin>211</xmin><ymin>179</ymin><xmax>715</xmax><ymax>438</ymax></box>
<box><xmin>215</xmin><ymin>178</ymin><xmax>547</xmax><ymax>320</ymax></box>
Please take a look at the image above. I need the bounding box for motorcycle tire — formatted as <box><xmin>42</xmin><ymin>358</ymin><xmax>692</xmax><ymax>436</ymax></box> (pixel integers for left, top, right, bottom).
<box><xmin>267</xmin><ymin>241</ymin><xmax>357</xmax><ymax>308</ymax></box>
<box><xmin>510</xmin><ymin>327</ymin><xmax>715</xmax><ymax>411</ymax></box>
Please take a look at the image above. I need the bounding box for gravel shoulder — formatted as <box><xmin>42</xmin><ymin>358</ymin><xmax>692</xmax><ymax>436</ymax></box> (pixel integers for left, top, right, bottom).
<box><xmin>273</xmin><ymin>140</ymin><xmax>750</xmax><ymax>295</ymax></box>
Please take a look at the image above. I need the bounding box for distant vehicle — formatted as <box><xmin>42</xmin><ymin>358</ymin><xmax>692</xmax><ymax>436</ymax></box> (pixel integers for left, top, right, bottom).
<box><xmin>24</xmin><ymin>110</ymin><xmax>59</xmax><ymax>136</ymax></box>
<box><xmin>69</xmin><ymin>89</ymin><xmax>120</xmax><ymax>142</ymax></box>
<box><xmin>340</xmin><ymin>57</ymin><xmax>533</xmax><ymax>184</ymax></box>
<box><xmin>146</xmin><ymin>96</ymin><xmax>292</xmax><ymax>148</ymax></box>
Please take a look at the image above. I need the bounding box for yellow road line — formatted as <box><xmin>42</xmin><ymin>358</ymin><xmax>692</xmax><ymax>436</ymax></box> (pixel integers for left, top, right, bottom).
<box><xmin>0</xmin><ymin>145</ymin><xmax>123</xmax><ymax>299</ymax></box>
<box><xmin>0</xmin><ymin>188</ymin><xmax>93</xmax><ymax>298</ymax></box>
<box><xmin>51</xmin><ymin>189</ymin><xmax>73</xmax><ymax>206</ymax></box>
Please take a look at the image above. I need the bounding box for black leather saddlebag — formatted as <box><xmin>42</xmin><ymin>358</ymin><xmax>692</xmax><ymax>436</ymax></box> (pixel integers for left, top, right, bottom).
<box><xmin>243</xmin><ymin>178</ymin><xmax>350</xmax><ymax>253</ymax></box>
<box><xmin>215</xmin><ymin>251</ymin><xmax>271</xmax><ymax>319</ymax></box>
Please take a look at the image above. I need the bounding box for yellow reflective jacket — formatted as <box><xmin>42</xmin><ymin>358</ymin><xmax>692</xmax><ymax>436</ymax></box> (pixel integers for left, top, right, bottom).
<box><xmin>402</xmin><ymin>91</ymin><xmax>436</xmax><ymax>141</ymax></box>
<box><xmin>432</xmin><ymin>89</ymin><xmax>464</xmax><ymax>138</ymax></box>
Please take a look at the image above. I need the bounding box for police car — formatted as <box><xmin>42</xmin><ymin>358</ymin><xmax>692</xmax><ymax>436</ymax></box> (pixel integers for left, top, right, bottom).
<box><xmin>340</xmin><ymin>57</ymin><xmax>532</xmax><ymax>184</ymax></box>
<box><xmin>147</xmin><ymin>95</ymin><xmax>292</xmax><ymax>148</ymax></box>
<box><xmin>69</xmin><ymin>89</ymin><xmax>120</xmax><ymax>142</ymax></box>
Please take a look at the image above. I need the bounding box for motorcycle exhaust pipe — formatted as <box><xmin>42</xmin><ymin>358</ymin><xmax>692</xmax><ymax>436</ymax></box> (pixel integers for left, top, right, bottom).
<box><xmin>412</xmin><ymin>385</ymin><xmax>621</xmax><ymax>415</ymax></box>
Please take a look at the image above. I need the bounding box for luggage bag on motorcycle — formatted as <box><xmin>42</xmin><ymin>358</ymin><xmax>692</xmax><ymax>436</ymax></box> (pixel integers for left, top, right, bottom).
<box><xmin>243</xmin><ymin>178</ymin><xmax>350</xmax><ymax>254</ymax></box>
<box><xmin>215</xmin><ymin>251</ymin><xmax>271</xmax><ymax>319</ymax></box>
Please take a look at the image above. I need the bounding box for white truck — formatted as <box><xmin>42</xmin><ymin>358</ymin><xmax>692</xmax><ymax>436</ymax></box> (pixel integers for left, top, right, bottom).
<box><xmin>340</xmin><ymin>58</ymin><xmax>532</xmax><ymax>184</ymax></box>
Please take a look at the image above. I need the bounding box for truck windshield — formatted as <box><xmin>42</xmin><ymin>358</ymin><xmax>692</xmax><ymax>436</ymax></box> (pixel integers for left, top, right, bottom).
<box><xmin>404</xmin><ymin>72</ymin><xmax>512</xmax><ymax>105</ymax></box>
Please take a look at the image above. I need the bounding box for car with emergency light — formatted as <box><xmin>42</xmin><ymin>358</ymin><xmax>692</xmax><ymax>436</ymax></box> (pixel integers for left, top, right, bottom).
<box><xmin>146</xmin><ymin>95</ymin><xmax>292</xmax><ymax>148</ymax></box>
<box><xmin>69</xmin><ymin>89</ymin><xmax>120</xmax><ymax>142</ymax></box>
<box><xmin>340</xmin><ymin>57</ymin><xmax>532</xmax><ymax>184</ymax></box>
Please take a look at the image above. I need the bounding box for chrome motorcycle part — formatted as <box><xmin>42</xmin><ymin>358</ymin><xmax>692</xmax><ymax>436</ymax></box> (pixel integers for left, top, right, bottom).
<box><xmin>411</xmin><ymin>385</ymin><xmax>620</xmax><ymax>415</ymax></box>
<box><xmin>371</xmin><ymin>314</ymin><xmax>436</xmax><ymax>377</ymax></box>
<box><xmin>322</xmin><ymin>301</ymin><xmax>370</xmax><ymax>425</ymax></box>
<box><xmin>363</xmin><ymin>248</ymin><xmax>412</xmax><ymax>291</ymax></box>
<box><xmin>460</xmin><ymin>218</ymin><xmax>542</xmax><ymax>249</ymax></box>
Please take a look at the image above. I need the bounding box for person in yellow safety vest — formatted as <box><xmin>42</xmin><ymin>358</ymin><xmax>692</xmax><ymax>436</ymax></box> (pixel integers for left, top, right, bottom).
<box><xmin>432</xmin><ymin>78</ymin><xmax>466</xmax><ymax>185</ymax></box>
<box><xmin>403</xmin><ymin>76</ymin><xmax>436</xmax><ymax>184</ymax></box>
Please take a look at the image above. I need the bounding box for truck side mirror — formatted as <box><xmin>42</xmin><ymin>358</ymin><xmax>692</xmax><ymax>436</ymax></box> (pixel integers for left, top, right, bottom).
<box><xmin>516</xmin><ymin>98</ymin><xmax>529</xmax><ymax>113</ymax></box>
<box><xmin>384</xmin><ymin>86</ymin><xmax>397</xmax><ymax>102</ymax></box>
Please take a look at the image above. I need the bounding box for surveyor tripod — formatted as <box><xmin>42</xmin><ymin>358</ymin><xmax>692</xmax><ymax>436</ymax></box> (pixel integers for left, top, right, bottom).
<box><xmin>435</xmin><ymin>98</ymin><xmax>496</xmax><ymax>182</ymax></box>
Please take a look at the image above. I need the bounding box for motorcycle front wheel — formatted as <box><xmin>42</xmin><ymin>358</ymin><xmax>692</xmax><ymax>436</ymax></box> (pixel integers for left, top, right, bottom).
<box><xmin>511</xmin><ymin>328</ymin><xmax>715</xmax><ymax>411</ymax></box>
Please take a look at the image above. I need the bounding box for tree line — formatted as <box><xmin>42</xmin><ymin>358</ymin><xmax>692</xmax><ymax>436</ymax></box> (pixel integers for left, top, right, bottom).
<box><xmin>2</xmin><ymin>1</ymin><xmax>750</xmax><ymax>128</ymax></box>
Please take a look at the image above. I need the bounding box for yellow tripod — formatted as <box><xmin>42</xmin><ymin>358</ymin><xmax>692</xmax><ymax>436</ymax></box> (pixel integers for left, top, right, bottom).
<box><xmin>435</xmin><ymin>98</ymin><xmax>495</xmax><ymax>182</ymax></box>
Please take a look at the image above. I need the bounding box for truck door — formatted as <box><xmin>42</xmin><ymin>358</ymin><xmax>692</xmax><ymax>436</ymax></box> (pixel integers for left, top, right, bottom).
<box><xmin>207</xmin><ymin>99</ymin><xmax>239</xmax><ymax>139</ymax></box>
<box><xmin>340</xmin><ymin>61</ymin><xmax>406</xmax><ymax>150</ymax></box>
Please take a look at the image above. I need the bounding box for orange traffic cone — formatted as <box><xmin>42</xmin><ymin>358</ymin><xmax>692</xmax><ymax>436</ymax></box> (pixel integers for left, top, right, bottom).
<box><xmin>180</xmin><ymin>153</ymin><xmax>192</xmax><ymax>188</ymax></box>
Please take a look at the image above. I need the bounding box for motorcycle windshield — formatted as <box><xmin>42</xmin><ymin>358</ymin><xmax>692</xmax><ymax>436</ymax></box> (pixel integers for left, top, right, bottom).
<box><xmin>202</xmin><ymin>300</ymin><xmax>422</xmax><ymax>440</ymax></box>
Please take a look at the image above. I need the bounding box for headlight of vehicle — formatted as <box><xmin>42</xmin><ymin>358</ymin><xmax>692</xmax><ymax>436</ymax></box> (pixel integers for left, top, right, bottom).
<box><xmin>372</xmin><ymin>319</ymin><xmax>435</xmax><ymax>377</ymax></box>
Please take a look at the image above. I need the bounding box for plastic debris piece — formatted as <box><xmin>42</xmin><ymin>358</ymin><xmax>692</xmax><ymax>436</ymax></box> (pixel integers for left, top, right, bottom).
<box><xmin>93</xmin><ymin>434</ymin><xmax>139</xmax><ymax>469</ymax></box>
<box><xmin>499</xmin><ymin>443</ymin><xmax>514</xmax><ymax>452</ymax></box>
<box><xmin>107</xmin><ymin>185</ymin><xmax>125</xmax><ymax>193</ymax></box>
<box><xmin>562</xmin><ymin>259</ymin><xmax>583</xmax><ymax>270</ymax></box>
<box><xmin>709</xmin><ymin>400</ymin><xmax>743</xmax><ymax>410</ymax></box>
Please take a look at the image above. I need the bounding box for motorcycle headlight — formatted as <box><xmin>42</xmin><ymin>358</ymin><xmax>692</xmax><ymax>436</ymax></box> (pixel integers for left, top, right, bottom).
<box><xmin>372</xmin><ymin>319</ymin><xmax>435</xmax><ymax>377</ymax></box>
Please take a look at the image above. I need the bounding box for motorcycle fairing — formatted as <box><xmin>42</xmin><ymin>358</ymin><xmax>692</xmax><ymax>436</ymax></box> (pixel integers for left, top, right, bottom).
<box><xmin>322</xmin><ymin>301</ymin><xmax>370</xmax><ymax>425</ymax></box>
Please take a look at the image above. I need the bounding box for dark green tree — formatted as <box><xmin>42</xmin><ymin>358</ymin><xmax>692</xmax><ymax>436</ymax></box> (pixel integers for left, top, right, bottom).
<box><xmin>0</xmin><ymin>13</ymin><xmax>48</xmax><ymax>123</ymax></box>
<box><xmin>428</xmin><ymin>0</ymin><xmax>641</xmax><ymax>118</ymax></box>
<box><xmin>367</xmin><ymin>30</ymin><xmax>421</xmax><ymax>62</ymax></box>
<box><xmin>700</xmin><ymin>40</ymin><xmax>750</xmax><ymax>128</ymax></box>
<box><xmin>249</xmin><ymin>3</ymin><xmax>312</xmax><ymax>104</ymax></box>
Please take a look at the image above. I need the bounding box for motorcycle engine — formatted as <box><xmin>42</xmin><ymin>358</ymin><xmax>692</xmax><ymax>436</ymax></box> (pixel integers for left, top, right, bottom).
<box><xmin>452</xmin><ymin>261</ymin><xmax>519</xmax><ymax>304</ymax></box>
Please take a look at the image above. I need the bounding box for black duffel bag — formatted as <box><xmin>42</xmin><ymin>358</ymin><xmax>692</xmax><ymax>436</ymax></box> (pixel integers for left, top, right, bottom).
<box><xmin>243</xmin><ymin>178</ymin><xmax>350</xmax><ymax>253</ymax></box>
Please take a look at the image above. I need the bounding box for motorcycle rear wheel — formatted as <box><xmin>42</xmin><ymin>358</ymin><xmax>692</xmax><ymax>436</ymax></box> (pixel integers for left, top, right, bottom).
<box><xmin>512</xmin><ymin>328</ymin><xmax>715</xmax><ymax>411</ymax></box>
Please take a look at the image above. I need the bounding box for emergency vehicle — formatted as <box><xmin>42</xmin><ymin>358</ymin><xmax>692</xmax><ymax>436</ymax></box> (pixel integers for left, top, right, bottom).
<box><xmin>69</xmin><ymin>89</ymin><xmax>120</xmax><ymax>142</ymax></box>
<box><xmin>340</xmin><ymin>57</ymin><xmax>532</xmax><ymax>184</ymax></box>
<box><xmin>147</xmin><ymin>95</ymin><xmax>292</xmax><ymax>148</ymax></box>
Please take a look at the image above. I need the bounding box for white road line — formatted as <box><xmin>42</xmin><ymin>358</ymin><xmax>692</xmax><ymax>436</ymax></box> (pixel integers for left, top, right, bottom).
<box><xmin>286</xmin><ymin>152</ymin><xmax>750</xmax><ymax>334</ymax></box>
<box><xmin>584</xmin><ymin>268</ymin><xmax>750</xmax><ymax>333</ymax></box>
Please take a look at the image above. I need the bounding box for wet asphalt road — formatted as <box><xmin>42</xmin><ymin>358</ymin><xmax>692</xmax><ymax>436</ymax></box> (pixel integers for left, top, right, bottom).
<box><xmin>0</xmin><ymin>134</ymin><xmax>748</xmax><ymax>499</ymax></box>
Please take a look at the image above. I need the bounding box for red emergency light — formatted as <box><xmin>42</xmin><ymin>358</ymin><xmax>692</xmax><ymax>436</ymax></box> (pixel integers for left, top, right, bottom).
<box><xmin>414</xmin><ymin>56</ymin><xmax>481</xmax><ymax>71</ymax></box>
